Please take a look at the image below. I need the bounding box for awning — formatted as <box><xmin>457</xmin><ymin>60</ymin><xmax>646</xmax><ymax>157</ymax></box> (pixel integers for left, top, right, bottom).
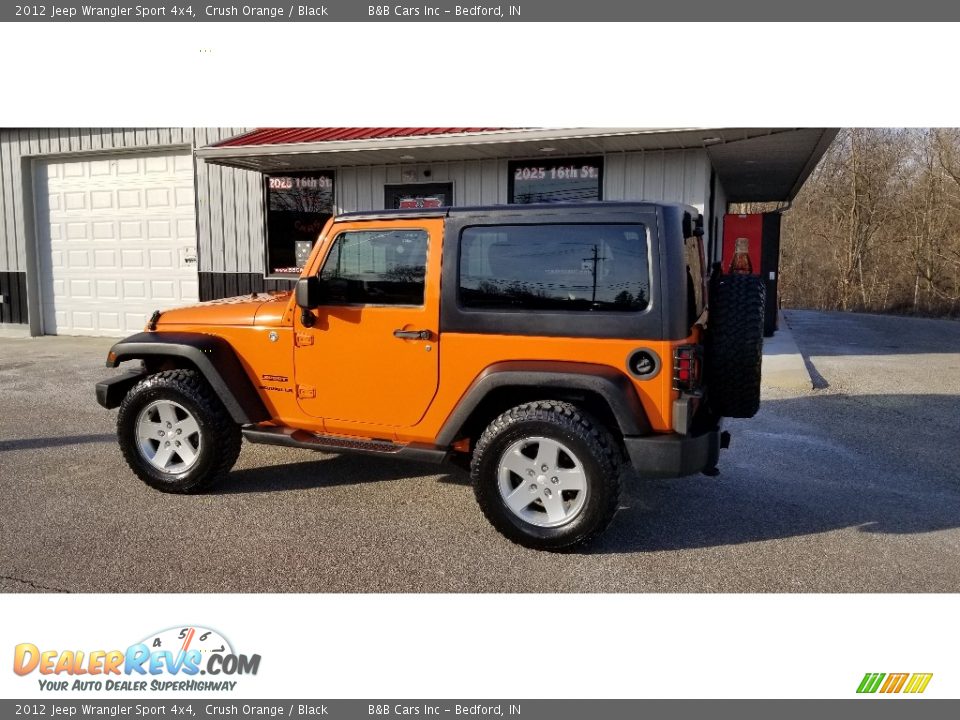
<box><xmin>196</xmin><ymin>127</ymin><xmax>838</xmax><ymax>204</ymax></box>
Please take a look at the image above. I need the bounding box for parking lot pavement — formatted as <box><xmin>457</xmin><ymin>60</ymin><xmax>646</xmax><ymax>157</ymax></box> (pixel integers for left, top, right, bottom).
<box><xmin>1</xmin><ymin>310</ymin><xmax>959</xmax><ymax>593</ymax></box>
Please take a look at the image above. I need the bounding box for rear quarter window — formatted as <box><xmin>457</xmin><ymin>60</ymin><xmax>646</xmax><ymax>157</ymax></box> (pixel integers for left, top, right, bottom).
<box><xmin>458</xmin><ymin>223</ymin><xmax>650</xmax><ymax>312</ymax></box>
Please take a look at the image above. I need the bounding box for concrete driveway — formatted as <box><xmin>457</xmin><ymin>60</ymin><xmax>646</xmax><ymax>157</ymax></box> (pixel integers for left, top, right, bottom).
<box><xmin>1</xmin><ymin>309</ymin><xmax>958</xmax><ymax>592</ymax></box>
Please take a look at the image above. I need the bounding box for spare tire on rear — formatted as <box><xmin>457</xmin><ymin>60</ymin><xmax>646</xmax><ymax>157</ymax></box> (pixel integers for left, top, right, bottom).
<box><xmin>705</xmin><ymin>273</ymin><xmax>766</xmax><ymax>419</ymax></box>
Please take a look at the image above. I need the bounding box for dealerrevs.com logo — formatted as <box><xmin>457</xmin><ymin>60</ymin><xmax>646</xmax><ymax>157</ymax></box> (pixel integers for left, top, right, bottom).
<box><xmin>13</xmin><ymin>626</ymin><xmax>261</xmax><ymax>692</ymax></box>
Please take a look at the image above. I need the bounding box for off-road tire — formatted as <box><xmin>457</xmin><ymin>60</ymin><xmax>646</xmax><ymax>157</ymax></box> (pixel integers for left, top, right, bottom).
<box><xmin>471</xmin><ymin>401</ymin><xmax>622</xmax><ymax>551</ymax></box>
<box><xmin>117</xmin><ymin>369</ymin><xmax>241</xmax><ymax>493</ymax></box>
<box><xmin>706</xmin><ymin>273</ymin><xmax>766</xmax><ymax>418</ymax></box>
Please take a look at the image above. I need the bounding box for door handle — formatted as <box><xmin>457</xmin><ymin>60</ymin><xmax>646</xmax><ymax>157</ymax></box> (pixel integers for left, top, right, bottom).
<box><xmin>393</xmin><ymin>329</ymin><xmax>432</xmax><ymax>340</ymax></box>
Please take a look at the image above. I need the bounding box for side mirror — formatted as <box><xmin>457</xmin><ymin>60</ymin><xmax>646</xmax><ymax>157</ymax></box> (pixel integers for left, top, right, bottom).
<box><xmin>295</xmin><ymin>276</ymin><xmax>323</xmax><ymax>309</ymax></box>
<box><xmin>295</xmin><ymin>276</ymin><xmax>324</xmax><ymax>329</ymax></box>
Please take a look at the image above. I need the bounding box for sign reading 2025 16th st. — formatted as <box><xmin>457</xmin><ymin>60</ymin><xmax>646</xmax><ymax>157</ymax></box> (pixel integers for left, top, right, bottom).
<box><xmin>12</xmin><ymin>626</ymin><xmax>261</xmax><ymax>692</ymax></box>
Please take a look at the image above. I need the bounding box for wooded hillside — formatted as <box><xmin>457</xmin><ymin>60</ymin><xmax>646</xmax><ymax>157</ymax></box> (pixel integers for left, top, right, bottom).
<box><xmin>761</xmin><ymin>129</ymin><xmax>960</xmax><ymax>317</ymax></box>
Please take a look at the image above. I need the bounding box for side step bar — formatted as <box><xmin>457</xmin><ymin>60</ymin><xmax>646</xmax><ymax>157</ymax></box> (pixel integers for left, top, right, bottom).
<box><xmin>242</xmin><ymin>426</ymin><xmax>449</xmax><ymax>465</ymax></box>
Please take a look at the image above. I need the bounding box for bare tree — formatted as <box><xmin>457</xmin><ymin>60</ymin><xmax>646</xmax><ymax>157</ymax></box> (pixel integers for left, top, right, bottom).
<box><xmin>772</xmin><ymin>128</ymin><xmax>960</xmax><ymax>319</ymax></box>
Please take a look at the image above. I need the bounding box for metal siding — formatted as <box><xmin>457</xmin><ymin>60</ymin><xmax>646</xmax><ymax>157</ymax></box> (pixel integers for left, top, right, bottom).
<box><xmin>499</xmin><ymin>160</ymin><xmax>510</xmax><ymax>203</ymax></box>
<box><xmin>662</xmin><ymin>150</ymin><xmax>684</xmax><ymax>203</ymax></box>
<box><xmin>683</xmin><ymin>150</ymin><xmax>707</xmax><ymax>212</ymax></box>
<box><xmin>207</xmin><ymin>162</ymin><xmax>226</xmax><ymax>273</ymax></box>
<box><xmin>37</xmin><ymin>129</ymin><xmax>51</xmax><ymax>155</ymax></box>
<box><xmin>234</xmin><ymin>167</ymin><xmax>251</xmax><ymax>274</ymax></box>
<box><xmin>247</xmin><ymin>168</ymin><xmax>265</xmax><ymax>273</ymax></box>
<box><xmin>0</xmin><ymin>130</ymin><xmax>715</xmax><ymax>312</ymax></box>
<box><xmin>385</xmin><ymin>165</ymin><xmax>403</xmax><ymax>185</ymax></box>
<box><xmin>194</xmin><ymin>134</ymin><xmax>215</xmax><ymax>275</ymax></box>
<box><xmin>0</xmin><ymin>134</ymin><xmax>11</xmax><ymax>272</ymax></box>
<box><xmin>10</xmin><ymin>133</ymin><xmax>26</xmax><ymax>273</ymax></box>
<box><xmin>624</xmin><ymin>151</ymin><xmax>646</xmax><ymax>200</ymax></box>
<box><xmin>448</xmin><ymin>161</ymin><xmax>466</xmax><ymax>205</ymax></box>
<box><xmin>480</xmin><ymin>159</ymin><xmax>499</xmax><ymax>204</ymax></box>
<box><xmin>462</xmin><ymin>159</ymin><xmax>481</xmax><ymax>205</ymax></box>
<box><xmin>339</xmin><ymin>166</ymin><xmax>359</xmax><ymax>213</ymax></box>
<box><xmin>369</xmin><ymin>166</ymin><xmax>387</xmax><ymax>210</ymax></box>
<box><xmin>355</xmin><ymin>166</ymin><xmax>373</xmax><ymax>212</ymax></box>
<box><xmin>604</xmin><ymin>152</ymin><xmax>626</xmax><ymax>201</ymax></box>
<box><xmin>221</xmin><ymin>161</ymin><xmax>238</xmax><ymax>273</ymax></box>
<box><xmin>27</xmin><ymin>129</ymin><xmax>41</xmax><ymax>156</ymax></box>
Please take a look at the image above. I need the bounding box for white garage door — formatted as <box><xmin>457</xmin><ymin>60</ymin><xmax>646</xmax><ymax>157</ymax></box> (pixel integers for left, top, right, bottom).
<box><xmin>36</xmin><ymin>152</ymin><xmax>199</xmax><ymax>337</ymax></box>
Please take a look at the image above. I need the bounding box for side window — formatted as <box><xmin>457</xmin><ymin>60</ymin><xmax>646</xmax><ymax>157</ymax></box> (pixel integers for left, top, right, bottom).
<box><xmin>319</xmin><ymin>229</ymin><xmax>428</xmax><ymax>306</ymax></box>
<box><xmin>459</xmin><ymin>224</ymin><xmax>650</xmax><ymax>312</ymax></box>
<box><xmin>683</xmin><ymin>235</ymin><xmax>706</xmax><ymax>327</ymax></box>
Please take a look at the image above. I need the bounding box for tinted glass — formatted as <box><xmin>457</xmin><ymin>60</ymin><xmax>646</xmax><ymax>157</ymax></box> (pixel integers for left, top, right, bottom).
<box><xmin>509</xmin><ymin>157</ymin><xmax>602</xmax><ymax>204</ymax></box>
<box><xmin>459</xmin><ymin>224</ymin><xmax>649</xmax><ymax>312</ymax></box>
<box><xmin>320</xmin><ymin>229</ymin><xmax>428</xmax><ymax>306</ymax></box>
<box><xmin>265</xmin><ymin>172</ymin><xmax>335</xmax><ymax>276</ymax></box>
<box><xmin>684</xmin><ymin>235</ymin><xmax>706</xmax><ymax>327</ymax></box>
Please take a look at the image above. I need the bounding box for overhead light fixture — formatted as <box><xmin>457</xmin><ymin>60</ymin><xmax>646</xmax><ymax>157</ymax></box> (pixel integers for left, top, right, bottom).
<box><xmin>399</xmin><ymin>154</ymin><xmax>415</xmax><ymax>161</ymax></box>
<box><xmin>701</xmin><ymin>136</ymin><xmax>722</xmax><ymax>145</ymax></box>
<box><xmin>539</xmin><ymin>146</ymin><xmax>556</xmax><ymax>152</ymax></box>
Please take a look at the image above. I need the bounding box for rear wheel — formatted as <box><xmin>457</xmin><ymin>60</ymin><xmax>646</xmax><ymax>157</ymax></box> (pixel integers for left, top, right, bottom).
<box><xmin>117</xmin><ymin>369</ymin><xmax>240</xmax><ymax>493</ymax></box>
<box><xmin>472</xmin><ymin>401</ymin><xmax>621</xmax><ymax>551</ymax></box>
<box><xmin>706</xmin><ymin>273</ymin><xmax>766</xmax><ymax>419</ymax></box>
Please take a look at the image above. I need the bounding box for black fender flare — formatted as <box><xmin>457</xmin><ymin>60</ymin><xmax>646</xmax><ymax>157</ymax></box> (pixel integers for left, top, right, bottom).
<box><xmin>106</xmin><ymin>332</ymin><xmax>269</xmax><ymax>425</ymax></box>
<box><xmin>435</xmin><ymin>361</ymin><xmax>651</xmax><ymax>446</ymax></box>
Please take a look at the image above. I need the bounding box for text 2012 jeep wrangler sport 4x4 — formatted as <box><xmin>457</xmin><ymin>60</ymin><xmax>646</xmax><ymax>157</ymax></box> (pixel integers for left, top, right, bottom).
<box><xmin>96</xmin><ymin>202</ymin><xmax>765</xmax><ymax>550</ymax></box>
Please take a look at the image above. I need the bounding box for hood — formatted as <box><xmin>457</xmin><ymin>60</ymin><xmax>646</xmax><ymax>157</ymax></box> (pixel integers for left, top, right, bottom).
<box><xmin>155</xmin><ymin>292</ymin><xmax>292</xmax><ymax>327</ymax></box>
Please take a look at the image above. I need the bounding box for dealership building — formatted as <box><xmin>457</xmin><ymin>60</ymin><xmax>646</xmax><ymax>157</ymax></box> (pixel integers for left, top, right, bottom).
<box><xmin>0</xmin><ymin>127</ymin><xmax>835</xmax><ymax>337</ymax></box>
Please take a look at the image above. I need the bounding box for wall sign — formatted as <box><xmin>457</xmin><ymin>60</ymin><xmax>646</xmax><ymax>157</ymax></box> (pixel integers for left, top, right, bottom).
<box><xmin>508</xmin><ymin>156</ymin><xmax>603</xmax><ymax>204</ymax></box>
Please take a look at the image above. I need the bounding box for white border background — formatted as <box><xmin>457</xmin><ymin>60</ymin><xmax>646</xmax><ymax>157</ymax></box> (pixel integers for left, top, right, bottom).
<box><xmin>1</xmin><ymin>20</ymin><xmax>958</xmax><ymax>700</ymax></box>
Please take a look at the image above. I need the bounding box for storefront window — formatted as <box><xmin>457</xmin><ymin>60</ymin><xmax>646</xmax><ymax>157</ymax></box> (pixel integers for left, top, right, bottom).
<box><xmin>508</xmin><ymin>157</ymin><xmax>603</xmax><ymax>204</ymax></box>
<box><xmin>265</xmin><ymin>171</ymin><xmax>335</xmax><ymax>276</ymax></box>
<box><xmin>385</xmin><ymin>183</ymin><xmax>453</xmax><ymax>209</ymax></box>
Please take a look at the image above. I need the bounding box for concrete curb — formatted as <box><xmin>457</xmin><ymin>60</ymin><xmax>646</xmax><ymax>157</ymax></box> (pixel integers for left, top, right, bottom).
<box><xmin>761</xmin><ymin>311</ymin><xmax>813</xmax><ymax>390</ymax></box>
<box><xmin>0</xmin><ymin>326</ymin><xmax>31</xmax><ymax>338</ymax></box>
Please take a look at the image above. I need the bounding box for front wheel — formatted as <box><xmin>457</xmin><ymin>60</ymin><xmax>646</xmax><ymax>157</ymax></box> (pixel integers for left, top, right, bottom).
<box><xmin>471</xmin><ymin>401</ymin><xmax>622</xmax><ymax>551</ymax></box>
<box><xmin>116</xmin><ymin>369</ymin><xmax>241</xmax><ymax>493</ymax></box>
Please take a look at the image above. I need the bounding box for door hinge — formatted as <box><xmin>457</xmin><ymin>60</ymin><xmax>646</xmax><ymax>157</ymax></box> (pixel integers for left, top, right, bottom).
<box><xmin>297</xmin><ymin>385</ymin><xmax>316</xmax><ymax>399</ymax></box>
<box><xmin>295</xmin><ymin>332</ymin><xmax>314</xmax><ymax>347</ymax></box>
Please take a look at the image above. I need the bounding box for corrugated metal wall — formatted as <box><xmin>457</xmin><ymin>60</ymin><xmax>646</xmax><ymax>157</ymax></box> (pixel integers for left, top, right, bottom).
<box><xmin>0</xmin><ymin>128</ymin><xmax>715</xmax><ymax>328</ymax></box>
<box><xmin>334</xmin><ymin>149</ymin><xmax>709</xmax><ymax>212</ymax></box>
<box><xmin>0</xmin><ymin>127</ymin><xmax>262</xmax><ymax>276</ymax></box>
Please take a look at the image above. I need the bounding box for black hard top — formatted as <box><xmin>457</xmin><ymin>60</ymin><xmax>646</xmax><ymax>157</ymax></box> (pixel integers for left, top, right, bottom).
<box><xmin>335</xmin><ymin>200</ymin><xmax>698</xmax><ymax>222</ymax></box>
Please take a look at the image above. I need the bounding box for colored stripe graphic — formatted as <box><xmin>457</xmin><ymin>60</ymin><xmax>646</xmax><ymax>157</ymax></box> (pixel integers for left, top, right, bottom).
<box><xmin>857</xmin><ymin>673</ymin><xmax>886</xmax><ymax>693</ymax></box>
<box><xmin>904</xmin><ymin>673</ymin><xmax>933</xmax><ymax>694</ymax></box>
<box><xmin>880</xmin><ymin>673</ymin><xmax>909</xmax><ymax>693</ymax></box>
<box><xmin>857</xmin><ymin>672</ymin><xmax>933</xmax><ymax>694</ymax></box>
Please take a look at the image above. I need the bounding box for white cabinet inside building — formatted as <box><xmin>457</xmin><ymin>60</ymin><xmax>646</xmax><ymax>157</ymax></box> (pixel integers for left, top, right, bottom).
<box><xmin>35</xmin><ymin>152</ymin><xmax>199</xmax><ymax>336</ymax></box>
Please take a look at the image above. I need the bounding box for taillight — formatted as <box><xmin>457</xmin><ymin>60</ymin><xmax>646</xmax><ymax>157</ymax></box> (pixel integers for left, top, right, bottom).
<box><xmin>673</xmin><ymin>344</ymin><xmax>702</xmax><ymax>392</ymax></box>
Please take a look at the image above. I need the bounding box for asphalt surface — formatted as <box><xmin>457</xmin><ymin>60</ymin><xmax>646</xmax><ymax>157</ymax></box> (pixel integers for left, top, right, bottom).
<box><xmin>1</xmin><ymin>309</ymin><xmax>959</xmax><ymax>592</ymax></box>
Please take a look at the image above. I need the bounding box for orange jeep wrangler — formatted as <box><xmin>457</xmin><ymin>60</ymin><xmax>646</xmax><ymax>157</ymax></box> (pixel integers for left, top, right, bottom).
<box><xmin>96</xmin><ymin>202</ymin><xmax>764</xmax><ymax>550</ymax></box>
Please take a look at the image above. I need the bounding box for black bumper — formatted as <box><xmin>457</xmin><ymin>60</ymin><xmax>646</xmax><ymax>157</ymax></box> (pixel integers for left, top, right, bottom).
<box><xmin>624</xmin><ymin>426</ymin><xmax>722</xmax><ymax>479</ymax></box>
<box><xmin>95</xmin><ymin>369</ymin><xmax>147</xmax><ymax>409</ymax></box>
